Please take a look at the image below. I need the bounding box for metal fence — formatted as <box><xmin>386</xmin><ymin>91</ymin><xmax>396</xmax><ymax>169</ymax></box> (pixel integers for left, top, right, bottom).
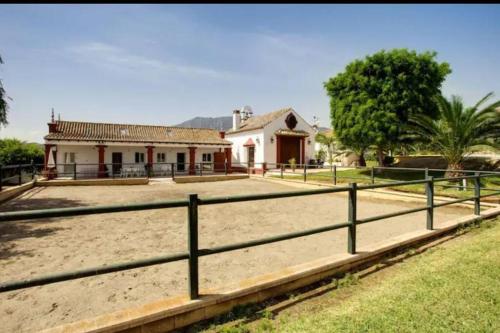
<box><xmin>261</xmin><ymin>162</ymin><xmax>500</xmax><ymax>192</ymax></box>
<box><xmin>37</xmin><ymin>162</ymin><xmax>242</xmax><ymax>180</ymax></box>
<box><xmin>0</xmin><ymin>172</ymin><xmax>498</xmax><ymax>298</ymax></box>
<box><xmin>0</xmin><ymin>163</ymin><xmax>44</xmax><ymax>191</ymax></box>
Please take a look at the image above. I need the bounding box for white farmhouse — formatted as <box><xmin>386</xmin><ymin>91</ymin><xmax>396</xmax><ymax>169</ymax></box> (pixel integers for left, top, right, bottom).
<box><xmin>224</xmin><ymin>107</ymin><xmax>316</xmax><ymax>172</ymax></box>
<box><xmin>43</xmin><ymin>116</ymin><xmax>232</xmax><ymax>179</ymax></box>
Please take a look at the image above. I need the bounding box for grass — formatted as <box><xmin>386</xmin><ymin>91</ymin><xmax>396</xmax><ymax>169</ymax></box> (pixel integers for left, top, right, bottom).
<box><xmin>270</xmin><ymin>167</ymin><xmax>500</xmax><ymax>200</ymax></box>
<box><xmin>198</xmin><ymin>218</ymin><xmax>500</xmax><ymax>332</ymax></box>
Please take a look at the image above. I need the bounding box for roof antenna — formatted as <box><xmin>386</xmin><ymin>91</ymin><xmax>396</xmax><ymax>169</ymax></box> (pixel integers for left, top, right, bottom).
<box><xmin>51</xmin><ymin>108</ymin><xmax>55</xmax><ymax>123</ymax></box>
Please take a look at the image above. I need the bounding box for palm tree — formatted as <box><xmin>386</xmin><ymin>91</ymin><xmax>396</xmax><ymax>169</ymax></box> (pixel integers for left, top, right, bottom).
<box><xmin>408</xmin><ymin>93</ymin><xmax>500</xmax><ymax>177</ymax></box>
<box><xmin>315</xmin><ymin>130</ymin><xmax>337</xmax><ymax>166</ymax></box>
<box><xmin>0</xmin><ymin>54</ymin><xmax>8</xmax><ymax>126</ymax></box>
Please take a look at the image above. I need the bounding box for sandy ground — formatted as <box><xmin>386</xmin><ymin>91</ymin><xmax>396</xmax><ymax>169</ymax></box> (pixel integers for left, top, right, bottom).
<box><xmin>0</xmin><ymin>178</ymin><xmax>472</xmax><ymax>332</ymax></box>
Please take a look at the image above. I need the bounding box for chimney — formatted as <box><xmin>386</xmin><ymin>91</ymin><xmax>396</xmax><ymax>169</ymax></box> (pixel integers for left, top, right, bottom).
<box><xmin>232</xmin><ymin>109</ymin><xmax>241</xmax><ymax>131</ymax></box>
<box><xmin>219</xmin><ymin>131</ymin><xmax>225</xmax><ymax>139</ymax></box>
<box><xmin>48</xmin><ymin>108</ymin><xmax>58</xmax><ymax>133</ymax></box>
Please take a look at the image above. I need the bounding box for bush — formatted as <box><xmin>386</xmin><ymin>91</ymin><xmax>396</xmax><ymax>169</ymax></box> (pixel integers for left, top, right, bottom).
<box><xmin>0</xmin><ymin>138</ymin><xmax>44</xmax><ymax>165</ymax></box>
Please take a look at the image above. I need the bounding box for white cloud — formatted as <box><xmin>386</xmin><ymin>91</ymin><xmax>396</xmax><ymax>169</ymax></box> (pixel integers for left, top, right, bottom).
<box><xmin>68</xmin><ymin>42</ymin><xmax>236</xmax><ymax>80</ymax></box>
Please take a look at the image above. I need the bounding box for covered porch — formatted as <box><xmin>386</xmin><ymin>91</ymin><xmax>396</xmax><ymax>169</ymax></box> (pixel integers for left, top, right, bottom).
<box><xmin>275</xmin><ymin>129</ymin><xmax>310</xmax><ymax>166</ymax></box>
<box><xmin>44</xmin><ymin>142</ymin><xmax>232</xmax><ymax>180</ymax></box>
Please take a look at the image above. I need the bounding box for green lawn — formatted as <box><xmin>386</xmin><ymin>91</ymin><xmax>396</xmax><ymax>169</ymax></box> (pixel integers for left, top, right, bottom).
<box><xmin>271</xmin><ymin>167</ymin><xmax>500</xmax><ymax>200</ymax></box>
<box><xmin>198</xmin><ymin>218</ymin><xmax>500</xmax><ymax>332</ymax></box>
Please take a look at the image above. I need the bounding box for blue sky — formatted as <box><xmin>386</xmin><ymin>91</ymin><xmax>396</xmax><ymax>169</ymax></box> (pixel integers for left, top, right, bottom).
<box><xmin>1</xmin><ymin>4</ymin><xmax>499</xmax><ymax>143</ymax></box>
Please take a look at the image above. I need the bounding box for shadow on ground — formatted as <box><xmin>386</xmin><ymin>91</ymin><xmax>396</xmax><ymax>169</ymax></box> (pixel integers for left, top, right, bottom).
<box><xmin>0</xmin><ymin>188</ymin><xmax>89</xmax><ymax>260</ymax></box>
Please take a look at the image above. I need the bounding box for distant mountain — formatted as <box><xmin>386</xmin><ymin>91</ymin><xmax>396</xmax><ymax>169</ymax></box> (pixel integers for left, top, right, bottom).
<box><xmin>175</xmin><ymin>116</ymin><xmax>233</xmax><ymax>131</ymax></box>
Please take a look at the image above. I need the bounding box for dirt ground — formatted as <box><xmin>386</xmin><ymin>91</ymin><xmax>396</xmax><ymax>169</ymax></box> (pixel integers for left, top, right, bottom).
<box><xmin>0</xmin><ymin>178</ymin><xmax>472</xmax><ymax>332</ymax></box>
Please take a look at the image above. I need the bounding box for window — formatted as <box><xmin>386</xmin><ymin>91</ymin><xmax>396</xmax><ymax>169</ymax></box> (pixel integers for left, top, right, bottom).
<box><xmin>202</xmin><ymin>153</ymin><xmax>212</xmax><ymax>162</ymax></box>
<box><xmin>157</xmin><ymin>153</ymin><xmax>166</xmax><ymax>163</ymax></box>
<box><xmin>135</xmin><ymin>152</ymin><xmax>145</xmax><ymax>163</ymax></box>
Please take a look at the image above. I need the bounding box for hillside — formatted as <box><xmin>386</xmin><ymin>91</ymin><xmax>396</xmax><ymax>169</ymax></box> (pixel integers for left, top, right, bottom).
<box><xmin>175</xmin><ymin>116</ymin><xmax>232</xmax><ymax>130</ymax></box>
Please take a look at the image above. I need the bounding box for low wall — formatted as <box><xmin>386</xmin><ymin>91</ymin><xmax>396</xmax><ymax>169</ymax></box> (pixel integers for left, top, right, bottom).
<box><xmin>0</xmin><ymin>180</ymin><xmax>36</xmax><ymax>203</ymax></box>
<box><xmin>394</xmin><ymin>155</ymin><xmax>447</xmax><ymax>169</ymax></box>
<box><xmin>36</xmin><ymin>178</ymin><xmax>149</xmax><ymax>186</ymax></box>
<box><xmin>41</xmin><ymin>207</ymin><xmax>500</xmax><ymax>333</ymax></box>
<box><xmin>174</xmin><ymin>174</ymin><xmax>249</xmax><ymax>183</ymax></box>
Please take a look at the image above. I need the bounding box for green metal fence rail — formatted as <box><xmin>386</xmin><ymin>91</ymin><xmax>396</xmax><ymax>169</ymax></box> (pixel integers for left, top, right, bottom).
<box><xmin>0</xmin><ymin>173</ymin><xmax>499</xmax><ymax>297</ymax></box>
<box><xmin>263</xmin><ymin>162</ymin><xmax>500</xmax><ymax>187</ymax></box>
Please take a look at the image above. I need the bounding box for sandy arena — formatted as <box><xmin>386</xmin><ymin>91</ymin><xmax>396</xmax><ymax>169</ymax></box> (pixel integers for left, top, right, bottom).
<box><xmin>0</xmin><ymin>178</ymin><xmax>472</xmax><ymax>332</ymax></box>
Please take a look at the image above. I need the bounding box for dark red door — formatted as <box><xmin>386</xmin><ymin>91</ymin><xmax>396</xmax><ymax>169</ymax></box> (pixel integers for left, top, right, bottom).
<box><xmin>280</xmin><ymin>136</ymin><xmax>301</xmax><ymax>164</ymax></box>
<box><xmin>214</xmin><ymin>152</ymin><xmax>226</xmax><ymax>172</ymax></box>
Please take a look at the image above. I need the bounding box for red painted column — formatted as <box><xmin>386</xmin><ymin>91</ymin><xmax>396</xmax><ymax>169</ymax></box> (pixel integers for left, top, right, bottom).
<box><xmin>276</xmin><ymin>136</ymin><xmax>281</xmax><ymax>166</ymax></box>
<box><xmin>189</xmin><ymin>147</ymin><xmax>196</xmax><ymax>175</ymax></box>
<box><xmin>224</xmin><ymin>147</ymin><xmax>232</xmax><ymax>173</ymax></box>
<box><xmin>96</xmin><ymin>145</ymin><xmax>106</xmax><ymax>178</ymax></box>
<box><xmin>301</xmin><ymin>137</ymin><xmax>306</xmax><ymax>165</ymax></box>
<box><xmin>44</xmin><ymin>144</ymin><xmax>52</xmax><ymax>170</ymax></box>
<box><xmin>146</xmin><ymin>146</ymin><xmax>154</xmax><ymax>165</ymax></box>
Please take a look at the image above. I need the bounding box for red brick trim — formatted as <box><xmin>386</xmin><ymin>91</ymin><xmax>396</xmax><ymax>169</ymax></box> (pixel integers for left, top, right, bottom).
<box><xmin>189</xmin><ymin>147</ymin><xmax>196</xmax><ymax>175</ymax></box>
<box><xmin>96</xmin><ymin>145</ymin><xmax>107</xmax><ymax>178</ymax></box>
<box><xmin>300</xmin><ymin>137</ymin><xmax>305</xmax><ymax>165</ymax></box>
<box><xmin>224</xmin><ymin>148</ymin><xmax>232</xmax><ymax>173</ymax></box>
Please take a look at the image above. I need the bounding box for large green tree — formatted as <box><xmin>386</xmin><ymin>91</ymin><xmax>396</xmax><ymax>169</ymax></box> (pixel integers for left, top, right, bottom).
<box><xmin>407</xmin><ymin>93</ymin><xmax>500</xmax><ymax>176</ymax></box>
<box><xmin>324</xmin><ymin>49</ymin><xmax>451</xmax><ymax>166</ymax></box>
<box><xmin>0</xmin><ymin>55</ymin><xmax>8</xmax><ymax>126</ymax></box>
<box><xmin>0</xmin><ymin>138</ymin><xmax>44</xmax><ymax>165</ymax></box>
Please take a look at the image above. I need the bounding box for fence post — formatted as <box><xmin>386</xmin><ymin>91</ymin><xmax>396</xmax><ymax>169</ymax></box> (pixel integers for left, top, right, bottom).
<box><xmin>371</xmin><ymin>166</ymin><xmax>375</xmax><ymax>184</ymax></box>
<box><xmin>18</xmin><ymin>164</ymin><xmax>22</xmax><ymax>185</ymax></box>
<box><xmin>333</xmin><ymin>165</ymin><xmax>337</xmax><ymax>185</ymax></box>
<box><xmin>200</xmin><ymin>163</ymin><xmax>203</xmax><ymax>177</ymax></box>
<box><xmin>474</xmin><ymin>172</ymin><xmax>480</xmax><ymax>216</ymax></box>
<box><xmin>171</xmin><ymin>163</ymin><xmax>175</xmax><ymax>180</ymax></box>
<box><xmin>303</xmin><ymin>164</ymin><xmax>307</xmax><ymax>182</ymax></box>
<box><xmin>426</xmin><ymin>176</ymin><xmax>434</xmax><ymax>230</ymax></box>
<box><xmin>224</xmin><ymin>160</ymin><xmax>227</xmax><ymax>175</ymax></box>
<box><xmin>425</xmin><ymin>168</ymin><xmax>429</xmax><ymax>180</ymax></box>
<box><xmin>188</xmin><ymin>193</ymin><xmax>199</xmax><ymax>299</ymax></box>
<box><xmin>348</xmin><ymin>182</ymin><xmax>357</xmax><ymax>254</ymax></box>
<box><xmin>73</xmin><ymin>163</ymin><xmax>77</xmax><ymax>180</ymax></box>
<box><xmin>262</xmin><ymin>162</ymin><xmax>266</xmax><ymax>177</ymax></box>
<box><xmin>31</xmin><ymin>160</ymin><xmax>35</xmax><ymax>180</ymax></box>
<box><xmin>280</xmin><ymin>164</ymin><xmax>284</xmax><ymax>179</ymax></box>
<box><xmin>0</xmin><ymin>165</ymin><xmax>3</xmax><ymax>191</ymax></box>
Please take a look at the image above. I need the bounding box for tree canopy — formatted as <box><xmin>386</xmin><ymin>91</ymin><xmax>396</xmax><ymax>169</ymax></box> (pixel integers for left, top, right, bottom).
<box><xmin>0</xmin><ymin>138</ymin><xmax>44</xmax><ymax>165</ymax></box>
<box><xmin>0</xmin><ymin>55</ymin><xmax>8</xmax><ymax>126</ymax></box>
<box><xmin>324</xmin><ymin>48</ymin><xmax>451</xmax><ymax>166</ymax></box>
<box><xmin>406</xmin><ymin>93</ymin><xmax>500</xmax><ymax>175</ymax></box>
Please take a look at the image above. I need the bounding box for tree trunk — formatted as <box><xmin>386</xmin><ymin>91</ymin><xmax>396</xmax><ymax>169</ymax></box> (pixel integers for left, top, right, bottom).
<box><xmin>358</xmin><ymin>150</ymin><xmax>366</xmax><ymax>167</ymax></box>
<box><xmin>445</xmin><ymin>162</ymin><xmax>464</xmax><ymax>178</ymax></box>
<box><xmin>377</xmin><ymin>147</ymin><xmax>385</xmax><ymax>167</ymax></box>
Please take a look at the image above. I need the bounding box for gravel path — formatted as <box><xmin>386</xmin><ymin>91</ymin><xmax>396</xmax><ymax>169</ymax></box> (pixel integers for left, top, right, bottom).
<box><xmin>0</xmin><ymin>179</ymin><xmax>471</xmax><ymax>332</ymax></box>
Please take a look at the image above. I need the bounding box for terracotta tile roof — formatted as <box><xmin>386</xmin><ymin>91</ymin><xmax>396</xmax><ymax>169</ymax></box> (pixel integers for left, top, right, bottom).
<box><xmin>44</xmin><ymin>121</ymin><xmax>232</xmax><ymax>146</ymax></box>
<box><xmin>226</xmin><ymin>107</ymin><xmax>293</xmax><ymax>134</ymax></box>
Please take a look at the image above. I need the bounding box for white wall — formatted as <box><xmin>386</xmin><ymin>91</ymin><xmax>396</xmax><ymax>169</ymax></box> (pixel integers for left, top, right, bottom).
<box><xmin>54</xmin><ymin>144</ymin><xmax>222</xmax><ymax>176</ymax></box>
<box><xmin>225</xmin><ymin>129</ymin><xmax>264</xmax><ymax>166</ymax></box>
<box><xmin>262</xmin><ymin>109</ymin><xmax>316</xmax><ymax>164</ymax></box>
<box><xmin>55</xmin><ymin>145</ymin><xmax>98</xmax><ymax>175</ymax></box>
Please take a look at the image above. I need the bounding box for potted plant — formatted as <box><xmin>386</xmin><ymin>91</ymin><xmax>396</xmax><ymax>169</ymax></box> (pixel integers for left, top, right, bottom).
<box><xmin>288</xmin><ymin>157</ymin><xmax>297</xmax><ymax>172</ymax></box>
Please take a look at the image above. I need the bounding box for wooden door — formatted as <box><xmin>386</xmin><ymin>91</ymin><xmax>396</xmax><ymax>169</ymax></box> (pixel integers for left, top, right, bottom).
<box><xmin>112</xmin><ymin>153</ymin><xmax>122</xmax><ymax>175</ymax></box>
<box><xmin>213</xmin><ymin>152</ymin><xmax>226</xmax><ymax>172</ymax></box>
<box><xmin>280</xmin><ymin>137</ymin><xmax>300</xmax><ymax>164</ymax></box>
<box><xmin>177</xmin><ymin>153</ymin><xmax>185</xmax><ymax>171</ymax></box>
<box><xmin>248</xmin><ymin>147</ymin><xmax>255</xmax><ymax>167</ymax></box>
